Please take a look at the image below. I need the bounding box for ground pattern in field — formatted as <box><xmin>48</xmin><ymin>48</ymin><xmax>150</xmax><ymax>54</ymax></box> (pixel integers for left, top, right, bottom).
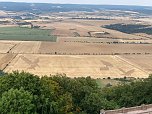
<box><xmin>0</xmin><ymin>18</ymin><xmax>152</xmax><ymax>78</ymax></box>
<box><xmin>0</xmin><ymin>53</ymin><xmax>16</xmax><ymax>70</ymax></box>
<box><xmin>121</xmin><ymin>55</ymin><xmax>152</xmax><ymax>74</ymax></box>
<box><xmin>4</xmin><ymin>54</ymin><xmax>148</xmax><ymax>78</ymax></box>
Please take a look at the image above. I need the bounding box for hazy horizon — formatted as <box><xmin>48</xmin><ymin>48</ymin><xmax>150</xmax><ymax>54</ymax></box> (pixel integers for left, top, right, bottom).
<box><xmin>0</xmin><ymin>0</ymin><xmax>151</xmax><ymax>6</ymax></box>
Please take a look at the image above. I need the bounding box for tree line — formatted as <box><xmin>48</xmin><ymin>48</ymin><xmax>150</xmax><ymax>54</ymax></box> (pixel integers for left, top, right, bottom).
<box><xmin>103</xmin><ymin>24</ymin><xmax>152</xmax><ymax>35</ymax></box>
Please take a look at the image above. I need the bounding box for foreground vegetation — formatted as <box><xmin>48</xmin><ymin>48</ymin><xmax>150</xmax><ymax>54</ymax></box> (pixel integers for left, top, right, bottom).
<box><xmin>0</xmin><ymin>27</ymin><xmax>57</xmax><ymax>41</ymax></box>
<box><xmin>0</xmin><ymin>72</ymin><xmax>152</xmax><ymax>114</ymax></box>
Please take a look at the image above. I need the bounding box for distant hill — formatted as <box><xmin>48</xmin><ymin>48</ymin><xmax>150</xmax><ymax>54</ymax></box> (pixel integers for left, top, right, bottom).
<box><xmin>0</xmin><ymin>2</ymin><xmax>152</xmax><ymax>14</ymax></box>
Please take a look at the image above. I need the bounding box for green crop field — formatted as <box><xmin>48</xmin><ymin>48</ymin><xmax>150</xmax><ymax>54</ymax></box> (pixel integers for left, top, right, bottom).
<box><xmin>0</xmin><ymin>27</ymin><xmax>57</xmax><ymax>41</ymax></box>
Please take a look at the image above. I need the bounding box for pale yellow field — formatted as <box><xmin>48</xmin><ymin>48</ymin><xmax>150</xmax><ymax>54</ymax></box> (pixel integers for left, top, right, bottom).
<box><xmin>0</xmin><ymin>42</ymin><xmax>16</xmax><ymax>53</ymax></box>
<box><xmin>4</xmin><ymin>54</ymin><xmax>148</xmax><ymax>78</ymax></box>
<box><xmin>0</xmin><ymin>53</ymin><xmax>16</xmax><ymax>70</ymax></box>
<box><xmin>0</xmin><ymin>40</ymin><xmax>152</xmax><ymax>55</ymax></box>
<box><xmin>36</xmin><ymin>20</ymin><xmax>147</xmax><ymax>40</ymax></box>
<box><xmin>73</xmin><ymin>19</ymin><xmax>136</xmax><ymax>26</ymax></box>
<box><xmin>10</xmin><ymin>41</ymin><xmax>41</xmax><ymax>54</ymax></box>
<box><xmin>38</xmin><ymin>42</ymin><xmax>152</xmax><ymax>55</ymax></box>
<box><xmin>0</xmin><ymin>17</ymin><xmax>152</xmax><ymax>79</ymax></box>
<box><xmin>121</xmin><ymin>55</ymin><xmax>152</xmax><ymax>74</ymax></box>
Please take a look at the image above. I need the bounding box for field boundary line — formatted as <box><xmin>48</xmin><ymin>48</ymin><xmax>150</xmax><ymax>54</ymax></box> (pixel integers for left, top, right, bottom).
<box><xmin>2</xmin><ymin>54</ymin><xmax>18</xmax><ymax>71</ymax></box>
<box><xmin>7</xmin><ymin>43</ymin><xmax>18</xmax><ymax>53</ymax></box>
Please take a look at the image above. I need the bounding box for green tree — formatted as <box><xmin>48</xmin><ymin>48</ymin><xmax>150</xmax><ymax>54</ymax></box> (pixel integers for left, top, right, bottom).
<box><xmin>80</xmin><ymin>93</ymin><xmax>117</xmax><ymax>114</ymax></box>
<box><xmin>0</xmin><ymin>71</ymin><xmax>41</xmax><ymax>96</ymax></box>
<box><xmin>38</xmin><ymin>76</ymin><xmax>73</xmax><ymax>114</ymax></box>
<box><xmin>0</xmin><ymin>71</ymin><xmax>121</xmax><ymax>114</ymax></box>
<box><xmin>0</xmin><ymin>88</ymin><xmax>36</xmax><ymax>114</ymax></box>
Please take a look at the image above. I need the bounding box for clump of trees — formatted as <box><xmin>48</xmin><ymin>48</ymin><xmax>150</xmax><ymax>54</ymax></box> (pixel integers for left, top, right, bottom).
<box><xmin>0</xmin><ymin>71</ymin><xmax>116</xmax><ymax>114</ymax></box>
<box><xmin>103</xmin><ymin>24</ymin><xmax>152</xmax><ymax>35</ymax></box>
<box><xmin>1</xmin><ymin>71</ymin><xmax>152</xmax><ymax>114</ymax></box>
<box><xmin>103</xmin><ymin>75</ymin><xmax>152</xmax><ymax>108</ymax></box>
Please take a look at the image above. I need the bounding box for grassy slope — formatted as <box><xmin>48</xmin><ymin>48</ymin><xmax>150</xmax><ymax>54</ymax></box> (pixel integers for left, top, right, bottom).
<box><xmin>96</xmin><ymin>79</ymin><xmax>121</xmax><ymax>88</ymax></box>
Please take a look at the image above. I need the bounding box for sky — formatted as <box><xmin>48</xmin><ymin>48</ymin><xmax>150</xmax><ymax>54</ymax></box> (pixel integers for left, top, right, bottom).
<box><xmin>0</xmin><ymin>0</ymin><xmax>152</xmax><ymax>6</ymax></box>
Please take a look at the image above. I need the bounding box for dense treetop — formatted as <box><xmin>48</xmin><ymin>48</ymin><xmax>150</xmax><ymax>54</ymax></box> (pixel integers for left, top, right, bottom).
<box><xmin>0</xmin><ymin>71</ymin><xmax>152</xmax><ymax>114</ymax></box>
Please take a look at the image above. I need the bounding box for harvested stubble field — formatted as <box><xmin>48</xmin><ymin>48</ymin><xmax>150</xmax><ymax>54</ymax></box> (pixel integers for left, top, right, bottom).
<box><xmin>0</xmin><ymin>40</ymin><xmax>151</xmax><ymax>78</ymax></box>
<box><xmin>58</xmin><ymin>37</ymin><xmax>152</xmax><ymax>44</ymax></box>
<box><xmin>0</xmin><ymin>42</ymin><xmax>15</xmax><ymax>53</ymax></box>
<box><xmin>37</xmin><ymin>20</ymin><xmax>147</xmax><ymax>40</ymax></box>
<box><xmin>121</xmin><ymin>55</ymin><xmax>152</xmax><ymax>74</ymax></box>
<box><xmin>10</xmin><ymin>41</ymin><xmax>41</xmax><ymax>54</ymax></box>
<box><xmin>4</xmin><ymin>54</ymin><xmax>148</xmax><ymax>78</ymax></box>
<box><xmin>0</xmin><ymin>18</ymin><xmax>152</xmax><ymax>78</ymax></box>
<box><xmin>38</xmin><ymin>42</ymin><xmax>152</xmax><ymax>55</ymax></box>
<box><xmin>73</xmin><ymin>19</ymin><xmax>137</xmax><ymax>27</ymax></box>
<box><xmin>0</xmin><ymin>41</ymin><xmax>151</xmax><ymax>55</ymax></box>
<box><xmin>0</xmin><ymin>53</ymin><xmax>16</xmax><ymax>70</ymax></box>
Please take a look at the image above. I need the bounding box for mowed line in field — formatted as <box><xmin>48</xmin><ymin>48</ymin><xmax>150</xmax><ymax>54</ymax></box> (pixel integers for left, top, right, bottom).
<box><xmin>0</xmin><ymin>42</ymin><xmax>16</xmax><ymax>53</ymax></box>
<box><xmin>4</xmin><ymin>54</ymin><xmax>148</xmax><ymax>78</ymax></box>
<box><xmin>120</xmin><ymin>55</ymin><xmax>152</xmax><ymax>74</ymax></box>
<box><xmin>10</xmin><ymin>41</ymin><xmax>41</xmax><ymax>54</ymax></box>
<box><xmin>115</xmin><ymin>55</ymin><xmax>149</xmax><ymax>74</ymax></box>
<box><xmin>0</xmin><ymin>53</ymin><xmax>17</xmax><ymax>70</ymax></box>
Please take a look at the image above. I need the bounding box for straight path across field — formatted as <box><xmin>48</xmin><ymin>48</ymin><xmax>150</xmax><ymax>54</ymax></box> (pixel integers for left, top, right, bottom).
<box><xmin>0</xmin><ymin>53</ymin><xmax>16</xmax><ymax>70</ymax></box>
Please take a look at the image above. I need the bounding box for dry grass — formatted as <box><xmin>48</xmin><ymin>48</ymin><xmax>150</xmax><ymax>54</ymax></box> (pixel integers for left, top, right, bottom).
<box><xmin>36</xmin><ymin>20</ymin><xmax>147</xmax><ymax>40</ymax></box>
<box><xmin>121</xmin><ymin>55</ymin><xmax>152</xmax><ymax>74</ymax></box>
<box><xmin>10</xmin><ymin>41</ymin><xmax>41</xmax><ymax>54</ymax></box>
<box><xmin>38</xmin><ymin>42</ymin><xmax>152</xmax><ymax>55</ymax></box>
<box><xmin>73</xmin><ymin>19</ymin><xmax>136</xmax><ymax>26</ymax></box>
<box><xmin>0</xmin><ymin>42</ymin><xmax>16</xmax><ymax>53</ymax></box>
<box><xmin>0</xmin><ymin>18</ymin><xmax>152</xmax><ymax>78</ymax></box>
<box><xmin>4</xmin><ymin>54</ymin><xmax>148</xmax><ymax>78</ymax></box>
<box><xmin>0</xmin><ymin>53</ymin><xmax>16</xmax><ymax>70</ymax></box>
<box><xmin>1</xmin><ymin>40</ymin><xmax>152</xmax><ymax>55</ymax></box>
